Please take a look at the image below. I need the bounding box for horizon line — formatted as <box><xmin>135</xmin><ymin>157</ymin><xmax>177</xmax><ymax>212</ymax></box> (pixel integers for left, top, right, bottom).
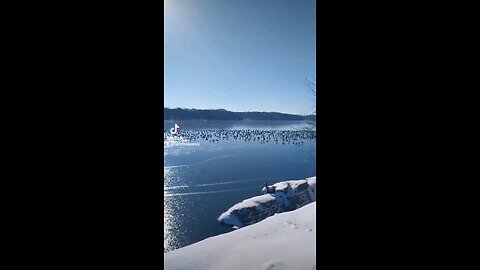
<box><xmin>164</xmin><ymin>107</ymin><xmax>315</xmax><ymax>116</ymax></box>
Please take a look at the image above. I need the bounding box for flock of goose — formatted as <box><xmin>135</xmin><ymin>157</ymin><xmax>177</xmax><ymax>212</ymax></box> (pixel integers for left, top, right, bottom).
<box><xmin>163</xmin><ymin>129</ymin><xmax>316</xmax><ymax>146</ymax></box>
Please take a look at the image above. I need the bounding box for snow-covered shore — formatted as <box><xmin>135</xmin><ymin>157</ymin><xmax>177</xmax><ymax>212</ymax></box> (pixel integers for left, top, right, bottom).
<box><xmin>218</xmin><ymin>177</ymin><xmax>316</xmax><ymax>228</ymax></box>
<box><xmin>164</xmin><ymin>202</ymin><xmax>316</xmax><ymax>270</ymax></box>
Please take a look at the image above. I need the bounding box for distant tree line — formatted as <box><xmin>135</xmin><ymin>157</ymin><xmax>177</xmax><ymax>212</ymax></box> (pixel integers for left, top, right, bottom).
<box><xmin>164</xmin><ymin>108</ymin><xmax>316</xmax><ymax>121</ymax></box>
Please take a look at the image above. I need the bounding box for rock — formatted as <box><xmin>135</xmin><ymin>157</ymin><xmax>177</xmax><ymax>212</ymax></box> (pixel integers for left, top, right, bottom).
<box><xmin>218</xmin><ymin>177</ymin><xmax>316</xmax><ymax>227</ymax></box>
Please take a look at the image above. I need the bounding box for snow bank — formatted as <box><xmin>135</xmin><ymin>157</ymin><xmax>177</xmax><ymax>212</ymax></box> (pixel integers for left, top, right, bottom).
<box><xmin>218</xmin><ymin>194</ymin><xmax>279</xmax><ymax>228</ymax></box>
<box><xmin>218</xmin><ymin>177</ymin><xmax>316</xmax><ymax>228</ymax></box>
<box><xmin>164</xmin><ymin>202</ymin><xmax>316</xmax><ymax>270</ymax></box>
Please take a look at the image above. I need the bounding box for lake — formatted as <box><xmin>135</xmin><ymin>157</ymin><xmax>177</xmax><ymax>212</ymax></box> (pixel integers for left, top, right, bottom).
<box><xmin>164</xmin><ymin>120</ymin><xmax>316</xmax><ymax>252</ymax></box>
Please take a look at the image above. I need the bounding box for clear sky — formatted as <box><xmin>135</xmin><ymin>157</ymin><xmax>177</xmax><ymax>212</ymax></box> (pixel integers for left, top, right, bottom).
<box><xmin>164</xmin><ymin>0</ymin><xmax>316</xmax><ymax>115</ymax></box>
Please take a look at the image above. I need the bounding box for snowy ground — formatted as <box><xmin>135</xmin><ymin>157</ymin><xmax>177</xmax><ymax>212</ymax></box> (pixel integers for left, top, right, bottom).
<box><xmin>218</xmin><ymin>177</ymin><xmax>316</xmax><ymax>227</ymax></box>
<box><xmin>164</xmin><ymin>202</ymin><xmax>316</xmax><ymax>270</ymax></box>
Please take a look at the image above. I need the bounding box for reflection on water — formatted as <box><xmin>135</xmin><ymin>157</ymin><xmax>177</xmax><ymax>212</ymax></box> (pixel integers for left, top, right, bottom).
<box><xmin>164</xmin><ymin>121</ymin><xmax>316</xmax><ymax>252</ymax></box>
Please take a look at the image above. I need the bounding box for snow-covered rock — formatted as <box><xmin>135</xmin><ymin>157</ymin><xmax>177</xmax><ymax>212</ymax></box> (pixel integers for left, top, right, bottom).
<box><xmin>218</xmin><ymin>177</ymin><xmax>316</xmax><ymax>228</ymax></box>
<box><xmin>164</xmin><ymin>202</ymin><xmax>316</xmax><ymax>270</ymax></box>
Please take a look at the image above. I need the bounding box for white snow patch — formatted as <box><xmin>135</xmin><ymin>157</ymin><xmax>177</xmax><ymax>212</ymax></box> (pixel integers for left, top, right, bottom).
<box><xmin>220</xmin><ymin>176</ymin><xmax>316</xmax><ymax>227</ymax></box>
<box><xmin>217</xmin><ymin>194</ymin><xmax>276</xmax><ymax>227</ymax></box>
<box><xmin>165</xmin><ymin>202</ymin><xmax>316</xmax><ymax>270</ymax></box>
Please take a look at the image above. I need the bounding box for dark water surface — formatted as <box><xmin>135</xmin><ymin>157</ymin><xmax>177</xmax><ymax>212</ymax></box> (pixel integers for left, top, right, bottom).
<box><xmin>164</xmin><ymin>120</ymin><xmax>316</xmax><ymax>252</ymax></box>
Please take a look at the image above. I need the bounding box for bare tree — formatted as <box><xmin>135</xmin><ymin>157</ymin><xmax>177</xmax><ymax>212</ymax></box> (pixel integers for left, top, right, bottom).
<box><xmin>301</xmin><ymin>75</ymin><xmax>316</xmax><ymax>161</ymax></box>
<box><xmin>305</xmin><ymin>76</ymin><xmax>316</xmax><ymax>99</ymax></box>
<box><xmin>304</xmin><ymin>75</ymin><xmax>316</xmax><ymax>128</ymax></box>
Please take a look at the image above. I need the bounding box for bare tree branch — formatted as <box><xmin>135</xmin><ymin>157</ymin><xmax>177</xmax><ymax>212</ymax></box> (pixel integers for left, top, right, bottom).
<box><xmin>304</xmin><ymin>75</ymin><xmax>316</xmax><ymax>97</ymax></box>
<box><xmin>304</xmin><ymin>75</ymin><xmax>316</xmax><ymax>128</ymax></box>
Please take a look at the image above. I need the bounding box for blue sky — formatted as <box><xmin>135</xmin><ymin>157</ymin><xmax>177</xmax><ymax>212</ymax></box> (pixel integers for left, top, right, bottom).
<box><xmin>164</xmin><ymin>0</ymin><xmax>316</xmax><ymax>115</ymax></box>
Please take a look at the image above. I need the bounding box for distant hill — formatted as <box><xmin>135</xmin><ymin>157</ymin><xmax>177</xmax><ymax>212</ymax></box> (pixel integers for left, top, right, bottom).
<box><xmin>164</xmin><ymin>108</ymin><xmax>316</xmax><ymax>121</ymax></box>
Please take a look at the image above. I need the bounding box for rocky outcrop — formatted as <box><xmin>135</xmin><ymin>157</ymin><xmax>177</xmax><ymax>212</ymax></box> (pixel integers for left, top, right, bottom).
<box><xmin>218</xmin><ymin>177</ymin><xmax>316</xmax><ymax>228</ymax></box>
